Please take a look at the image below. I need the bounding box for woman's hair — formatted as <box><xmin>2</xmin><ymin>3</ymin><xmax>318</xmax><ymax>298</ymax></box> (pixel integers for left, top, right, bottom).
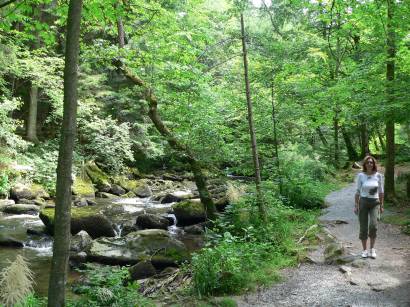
<box><xmin>363</xmin><ymin>155</ymin><xmax>377</xmax><ymax>172</ymax></box>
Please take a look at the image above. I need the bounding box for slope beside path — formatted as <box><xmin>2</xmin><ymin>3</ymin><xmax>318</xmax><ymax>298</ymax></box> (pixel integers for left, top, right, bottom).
<box><xmin>235</xmin><ymin>183</ymin><xmax>410</xmax><ymax>307</ymax></box>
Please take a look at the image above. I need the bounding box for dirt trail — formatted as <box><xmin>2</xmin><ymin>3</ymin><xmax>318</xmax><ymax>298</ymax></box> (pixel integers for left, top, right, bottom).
<box><xmin>235</xmin><ymin>183</ymin><xmax>410</xmax><ymax>307</ymax></box>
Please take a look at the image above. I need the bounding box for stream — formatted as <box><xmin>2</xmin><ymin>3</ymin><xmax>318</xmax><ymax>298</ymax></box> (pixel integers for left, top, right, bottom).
<box><xmin>0</xmin><ymin>195</ymin><xmax>203</xmax><ymax>296</ymax></box>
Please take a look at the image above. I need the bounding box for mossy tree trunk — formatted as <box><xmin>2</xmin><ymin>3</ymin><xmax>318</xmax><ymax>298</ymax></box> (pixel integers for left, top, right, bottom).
<box><xmin>47</xmin><ymin>1</ymin><xmax>83</xmax><ymax>306</ymax></box>
<box><xmin>115</xmin><ymin>63</ymin><xmax>216</xmax><ymax>220</ymax></box>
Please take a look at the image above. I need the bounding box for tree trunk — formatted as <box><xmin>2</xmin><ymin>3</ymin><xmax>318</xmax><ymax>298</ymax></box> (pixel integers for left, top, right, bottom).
<box><xmin>240</xmin><ymin>13</ymin><xmax>265</xmax><ymax>220</ymax></box>
<box><xmin>385</xmin><ymin>0</ymin><xmax>395</xmax><ymax>200</ymax></box>
<box><xmin>360</xmin><ymin>122</ymin><xmax>370</xmax><ymax>158</ymax></box>
<box><xmin>26</xmin><ymin>84</ymin><xmax>39</xmax><ymax>143</ymax></box>
<box><xmin>333</xmin><ymin>113</ymin><xmax>339</xmax><ymax>168</ymax></box>
<box><xmin>316</xmin><ymin>127</ymin><xmax>328</xmax><ymax>146</ymax></box>
<box><xmin>115</xmin><ymin>64</ymin><xmax>216</xmax><ymax>220</ymax></box>
<box><xmin>115</xmin><ymin>2</ymin><xmax>125</xmax><ymax>48</ymax></box>
<box><xmin>341</xmin><ymin>127</ymin><xmax>358</xmax><ymax>161</ymax></box>
<box><xmin>377</xmin><ymin>129</ymin><xmax>386</xmax><ymax>151</ymax></box>
<box><xmin>271</xmin><ymin>82</ymin><xmax>282</xmax><ymax>194</ymax></box>
<box><xmin>47</xmin><ymin>1</ymin><xmax>82</xmax><ymax>306</ymax></box>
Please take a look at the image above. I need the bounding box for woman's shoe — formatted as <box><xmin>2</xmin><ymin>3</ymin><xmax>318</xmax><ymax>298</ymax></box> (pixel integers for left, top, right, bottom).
<box><xmin>361</xmin><ymin>250</ymin><xmax>368</xmax><ymax>258</ymax></box>
<box><xmin>370</xmin><ymin>248</ymin><xmax>376</xmax><ymax>259</ymax></box>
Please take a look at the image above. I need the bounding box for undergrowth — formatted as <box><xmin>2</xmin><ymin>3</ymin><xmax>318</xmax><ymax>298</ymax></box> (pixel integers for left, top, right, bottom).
<box><xmin>190</xmin><ymin>183</ymin><xmax>320</xmax><ymax>297</ymax></box>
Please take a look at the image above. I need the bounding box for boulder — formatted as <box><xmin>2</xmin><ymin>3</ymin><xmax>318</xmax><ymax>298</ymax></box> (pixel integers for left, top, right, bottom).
<box><xmin>129</xmin><ymin>260</ymin><xmax>156</xmax><ymax>280</ymax></box>
<box><xmin>73</xmin><ymin>198</ymin><xmax>88</xmax><ymax>207</ymax></box>
<box><xmin>95</xmin><ymin>192</ymin><xmax>118</xmax><ymax>199</ymax></box>
<box><xmin>136</xmin><ymin>214</ymin><xmax>170</xmax><ymax>230</ymax></box>
<box><xmin>16</xmin><ymin>198</ymin><xmax>36</xmax><ymax>205</ymax></box>
<box><xmin>72</xmin><ymin>176</ymin><xmax>95</xmax><ymax>198</ymax></box>
<box><xmin>70</xmin><ymin>230</ymin><xmax>93</xmax><ymax>252</ymax></box>
<box><xmin>134</xmin><ymin>183</ymin><xmax>152</xmax><ymax>198</ymax></box>
<box><xmin>161</xmin><ymin>190</ymin><xmax>194</xmax><ymax>204</ymax></box>
<box><xmin>122</xmin><ymin>191</ymin><xmax>137</xmax><ymax>198</ymax></box>
<box><xmin>172</xmin><ymin>200</ymin><xmax>206</xmax><ymax>226</ymax></box>
<box><xmin>0</xmin><ymin>199</ymin><xmax>15</xmax><ymax>211</ymax></box>
<box><xmin>10</xmin><ymin>183</ymin><xmax>49</xmax><ymax>201</ymax></box>
<box><xmin>0</xmin><ymin>234</ymin><xmax>24</xmax><ymax>248</ymax></box>
<box><xmin>39</xmin><ymin>207</ymin><xmax>115</xmax><ymax>239</ymax></box>
<box><xmin>110</xmin><ymin>184</ymin><xmax>126</xmax><ymax>196</ymax></box>
<box><xmin>84</xmin><ymin>161</ymin><xmax>111</xmax><ymax>192</ymax></box>
<box><xmin>184</xmin><ymin>224</ymin><xmax>205</xmax><ymax>235</ymax></box>
<box><xmin>324</xmin><ymin>242</ymin><xmax>345</xmax><ymax>264</ymax></box>
<box><xmin>4</xmin><ymin>204</ymin><xmax>40</xmax><ymax>215</ymax></box>
<box><xmin>87</xmin><ymin>229</ymin><xmax>189</xmax><ymax>267</ymax></box>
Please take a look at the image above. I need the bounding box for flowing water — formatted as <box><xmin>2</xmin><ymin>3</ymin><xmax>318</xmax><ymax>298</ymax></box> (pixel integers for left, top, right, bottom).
<box><xmin>0</xmin><ymin>195</ymin><xmax>204</xmax><ymax>296</ymax></box>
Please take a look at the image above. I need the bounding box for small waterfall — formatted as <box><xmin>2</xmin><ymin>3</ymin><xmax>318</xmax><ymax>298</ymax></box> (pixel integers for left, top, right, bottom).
<box><xmin>23</xmin><ymin>237</ymin><xmax>53</xmax><ymax>255</ymax></box>
<box><xmin>113</xmin><ymin>223</ymin><xmax>123</xmax><ymax>238</ymax></box>
<box><xmin>167</xmin><ymin>213</ymin><xmax>180</xmax><ymax>235</ymax></box>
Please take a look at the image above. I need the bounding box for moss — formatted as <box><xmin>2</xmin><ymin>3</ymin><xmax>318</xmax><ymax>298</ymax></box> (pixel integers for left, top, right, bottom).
<box><xmin>173</xmin><ymin>201</ymin><xmax>205</xmax><ymax>216</ymax></box>
<box><xmin>113</xmin><ymin>176</ymin><xmax>141</xmax><ymax>192</ymax></box>
<box><xmin>40</xmin><ymin>206</ymin><xmax>102</xmax><ymax>223</ymax></box>
<box><xmin>73</xmin><ymin>176</ymin><xmax>95</xmax><ymax>197</ymax></box>
<box><xmin>85</xmin><ymin>161</ymin><xmax>111</xmax><ymax>188</ymax></box>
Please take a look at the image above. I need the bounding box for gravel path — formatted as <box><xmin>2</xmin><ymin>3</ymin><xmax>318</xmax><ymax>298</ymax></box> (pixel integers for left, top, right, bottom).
<box><xmin>234</xmin><ymin>183</ymin><xmax>410</xmax><ymax>307</ymax></box>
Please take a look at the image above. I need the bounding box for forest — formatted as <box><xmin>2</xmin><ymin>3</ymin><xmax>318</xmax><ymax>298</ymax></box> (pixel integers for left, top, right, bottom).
<box><xmin>0</xmin><ymin>0</ymin><xmax>409</xmax><ymax>306</ymax></box>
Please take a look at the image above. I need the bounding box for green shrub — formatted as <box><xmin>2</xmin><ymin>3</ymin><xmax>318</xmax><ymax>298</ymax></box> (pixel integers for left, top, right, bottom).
<box><xmin>70</xmin><ymin>263</ymin><xmax>153</xmax><ymax>307</ymax></box>
<box><xmin>190</xmin><ymin>188</ymin><xmax>318</xmax><ymax>297</ymax></box>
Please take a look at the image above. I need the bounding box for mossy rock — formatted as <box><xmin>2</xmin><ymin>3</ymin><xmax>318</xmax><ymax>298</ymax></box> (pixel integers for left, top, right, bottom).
<box><xmin>84</xmin><ymin>161</ymin><xmax>111</xmax><ymax>191</ymax></box>
<box><xmin>39</xmin><ymin>207</ymin><xmax>115</xmax><ymax>239</ymax></box>
<box><xmin>72</xmin><ymin>175</ymin><xmax>95</xmax><ymax>198</ymax></box>
<box><xmin>10</xmin><ymin>183</ymin><xmax>49</xmax><ymax>201</ymax></box>
<box><xmin>86</xmin><ymin>229</ymin><xmax>188</xmax><ymax>267</ymax></box>
<box><xmin>172</xmin><ymin>200</ymin><xmax>206</xmax><ymax>226</ymax></box>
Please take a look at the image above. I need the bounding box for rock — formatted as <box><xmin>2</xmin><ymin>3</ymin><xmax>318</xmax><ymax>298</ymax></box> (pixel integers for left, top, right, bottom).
<box><xmin>72</xmin><ymin>176</ymin><xmax>95</xmax><ymax>198</ymax></box>
<box><xmin>95</xmin><ymin>192</ymin><xmax>118</xmax><ymax>199</ymax></box>
<box><xmin>17</xmin><ymin>198</ymin><xmax>36</xmax><ymax>205</ymax></box>
<box><xmin>136</xmin><ymin>214</ymin><xmax>170</xmax><ymax>230</ymax></box>
<box><xmin>34</xmin><ymin>198</ymin><xmax>46</xmax><ymax>207</ymax></box>
<box><xmin>87</xmin><ymin>229</ymin><xmax>189</xmax><ymax>267</ymax></box>
<box><xmin>161</xmin><ymin>190</ymin><xmax>194</xmax><ymax>204</ymax></box>
<box><xmin>129</xmin><ymin>260</ymin><xmax>157</xmax><ymax>280</ymax></box>
<box><xmin>162</xmin><ymin>173</ymin><xmax>183</xmax><ymax>181</ymax></box>
<box><xmin>74</xmin><ymin>198</ymin><xmax>88</xmax><ymax>207</ymax></box>
<box><xmin>4</xmin><ymin>204</ymin><xmax>40</xmax><ymax>215</ymax></box>
<box><xmin>334</xmin><ymin>255</ymin><xmax>356</xmax><ymax>264</ymax></box>
<box><xmin>27</xmin><ymin>228</ymin><xmax>46</xmax><ymax>236</ymax></box>
<box><xmin>172</xmin><ymin>200</ymin><xmax>206</xmax><ymax>226</ymax></box>
<box><xmin>0</xmin><ymin>199</ymin><xmax>15</xmax><ymax>211</ymax></box>
<box><xmin>122</xmin><ymin>191</ymin><xmax>137</xmax><ymax>198</ymax></box>
<box><xmin>39</xmin><ymin>207</ymin><xmax>115</xmax><ymax>239</ymax></box>
<box><xmin>70</xmin><ymin>251</ymin><xmax>88</xmax><ymax>263</ymax></box>
<box><xmin>183</xmin><ymin>224</ymin><xmax>204</xmax><ymax>235</ymax></box>
<box><xmin>339</xmin><ymin>265</ymin><xmax>352</xmax><ymax>274</ymax></box>
<box><xmin>70</xmin><ymin>230</ymin><xmax>93</xmax><ymax>252</ymax></box>
<box><xmin>324</xmin><ymin>242</ymin><xmax>344</xmax><ymax>264</ymax></box>
<box><xmin>84</xmin><ymin>161</ymin><xmax>111</xmax><ymax>192</ymax></box>
<box><xmin>10</xmin><ymin>183</ymin><xmax>49</xmax><ymax>201</ymax></box>
<box><xmin>86</xmin><ymin>199</ymin><xmax>97</xmax><ymax>206</ymax></box>
<box><xmin>134</xmin><ymin>184</ymin><xmax>152</xmax><ymax>198</ymax></box>
<box><xmin>110</xmin><ymin>184</ymin><xmax>126</xmax><ymax>196</ymax></box>
<box><xmin>0</xmin><ymin>234</ymin><xmax>24</xmax><ymax>248</ymax></box>
<box><xmin>351</xmin><ymin>259</ymin><xmax>370</xmax><ymax>268</ymax></box>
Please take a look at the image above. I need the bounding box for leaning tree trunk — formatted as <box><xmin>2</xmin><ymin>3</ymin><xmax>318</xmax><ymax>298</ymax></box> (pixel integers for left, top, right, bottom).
<box><xmin>115</xmin><ymin>1</ymin><xmax>125</xmax><ymax>48</ymax></box>
<box><xmin>333</xmin><ymin>113</ymin><xmax>340</xmax><ymax>168</ymax></box>
<box><xmin>115</xmin><ymin>64</ymin><xmax>216</xmax><ymax>220</ymax></box>
<box><xmin>26</xmin><ymin>84</ymin><xmax>39</xmax><ymax>143</ymax></box>
<box><xmin>385</xmin><ymin>0</ymin><xmax>395</xmax><ymax>200</ymax></box>
<box><xmin>240</xmin><ymin>13</ymin><xmax>265</xmax><ymax>220</ymax></box>
<box><xmin>47</xmin><ymin>1</ymin><xmax>82</xmax><ymax>306</ymax></box>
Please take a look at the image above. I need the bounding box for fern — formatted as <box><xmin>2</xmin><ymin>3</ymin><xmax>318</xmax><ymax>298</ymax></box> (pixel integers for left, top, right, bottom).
<box><xmin>0</xmin><ymin>255</ymin><xmax>35</xmax><ymax>307</ymax></box>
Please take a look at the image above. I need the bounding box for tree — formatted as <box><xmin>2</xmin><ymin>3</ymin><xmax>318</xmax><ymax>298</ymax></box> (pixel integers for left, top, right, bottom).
<box><xmin>384</xmin><ymin>0</ymin><xmax>396</xmax><ymax>200</ymax></box>
<box><xmin>47</xmin><ymin>0</ymin><xmax>83</xmax><ymax>306</ymax></box>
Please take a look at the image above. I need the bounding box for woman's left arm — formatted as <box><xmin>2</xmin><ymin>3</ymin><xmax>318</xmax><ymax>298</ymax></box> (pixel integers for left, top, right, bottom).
<box><xmin>378</xmin><ymin>173</ymin><xmax>384</xmax><ymax>213</ymax></box>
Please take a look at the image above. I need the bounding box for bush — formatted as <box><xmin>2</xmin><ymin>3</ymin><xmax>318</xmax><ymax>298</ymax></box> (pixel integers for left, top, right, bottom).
<box><xmin>70</xmin><ymin>264</ymin><xmax>153</xmax><ymax>307</ymax></box>
<box><xmin>190</xmin><ymin>187</ymin><xmax>318</xmax><ymax>296</ymax></box>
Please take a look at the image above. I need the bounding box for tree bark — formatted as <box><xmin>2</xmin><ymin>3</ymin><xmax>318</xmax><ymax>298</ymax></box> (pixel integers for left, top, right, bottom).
<box><xmin>333</xmin><ymin>113</ymin><xmax>339</xmax><ymax>168</ymax></box>
<box><xmin>26</xmin><ymin>84</ymin><xmax>39</xmax><ymax>143</ymax></box>
<box><xmin>271</xmin><ymin>82</ymin><xmax>282</xmax><ymax>194</ymax></box>
<box><xmin>377</xmin><ymin>129</ymin><xmax>386</xmax><ymax>151</ymax></box>
<box><xmin>341</xmin><ymin>127</ymin><xmax>358</xmax><ymax>161</ymax></box>
<box><xmin>47</xmin><ymin>1</ymin><xmax>82</xmax><ymax>306</ymax></box>
<box><xmin>115</xmin><ymin>2</ymin><xmax>125</xmax><ymax>48</ymax></box>
<box><xmin>240</xmin><ymin>13</ymin><xmax>265</xmax><ymax>220</ymax></box>
<box><xmin>385</xmin><ymin>0</ymin><xmax>395</xmax><ymax>199</ymax></box>
<box><xmin>115</xmin><ymin>64</ymin><xmax>216</xmax><ymax>220</ymax></box>
<box><xmin>360</xmin><ymin>122</ymin><xmax>370</xmax><ymax>158</ymax></box>
<box><xmin>316</xmin><ymin>127</ymin><xmax>328</xmax><ymax>146</ymax></box>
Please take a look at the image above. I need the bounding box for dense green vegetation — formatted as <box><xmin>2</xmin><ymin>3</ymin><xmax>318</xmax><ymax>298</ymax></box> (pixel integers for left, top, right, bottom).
<box><xmin>0</xmin><ymin>0</ymin><xmax>409</xmax><ymax>305</ymax></box>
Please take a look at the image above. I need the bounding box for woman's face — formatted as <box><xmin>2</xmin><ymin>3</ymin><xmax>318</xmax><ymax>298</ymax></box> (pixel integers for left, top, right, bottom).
<box><xmin>365</xmin><ymin>159</ymin><xmax>374</xmax><ymax>171</ymax></box>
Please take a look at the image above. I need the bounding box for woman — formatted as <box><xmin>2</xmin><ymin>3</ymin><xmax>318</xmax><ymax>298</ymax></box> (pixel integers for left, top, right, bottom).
<box><xmin>354</xmin><ymin>155</ymin><xmax>384</xmax><ymax>259</ymax></box>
